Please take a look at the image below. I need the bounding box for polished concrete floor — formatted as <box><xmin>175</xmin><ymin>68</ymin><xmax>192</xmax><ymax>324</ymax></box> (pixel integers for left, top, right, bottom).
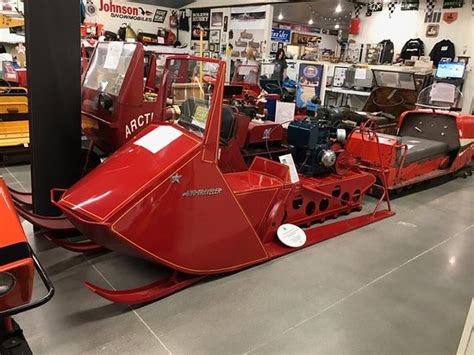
<box><xmin>1</xmin><ymin>164</ymin><xmax>473</xmax><ymax>355</ymax></box>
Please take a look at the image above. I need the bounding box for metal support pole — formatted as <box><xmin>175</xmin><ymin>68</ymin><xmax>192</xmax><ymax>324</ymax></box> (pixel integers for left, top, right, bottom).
<box><xmin>25</xmin><ymin>0</ymin><xmax>82</xmax><ymax>216</ymax></box>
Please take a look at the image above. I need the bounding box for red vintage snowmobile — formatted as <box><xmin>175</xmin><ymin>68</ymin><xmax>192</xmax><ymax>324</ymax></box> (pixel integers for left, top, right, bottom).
<box><xmin>0</xmin><ymin>178</ymin><xmax>54</xmax><ymax>354</ymax></box>
<box><xmin>45</xmin><ymin>56</ymin><xmax>394</xmax><ymax>305</ymax></box>
<box><xmin>9</xmin><ymin>43</ymin><xmax>184</xmax><ymax>253</ymax></box>
<box><xmin>347</xmin><ymin>83</ymin><xmax>473</xmax><ymax>192</ymax></box>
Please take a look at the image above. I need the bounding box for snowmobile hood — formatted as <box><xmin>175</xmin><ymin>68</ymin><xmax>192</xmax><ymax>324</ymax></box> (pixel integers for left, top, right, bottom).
<box><xmin>57</xmin><ymin>123</ymin><xmax>202</xmax><ymax>222</ymax></box>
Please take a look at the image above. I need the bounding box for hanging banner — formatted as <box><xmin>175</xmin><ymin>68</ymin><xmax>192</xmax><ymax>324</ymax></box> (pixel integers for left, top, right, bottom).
<box><xmin>230</xmin><ymin>6</ymin><xmax>267</xmax><ymax>30</ymax></box>
<box><xmin>443</xmin><ymin>11</ymin><xmax>459</xmax><ymax>23</ymax></box>
<box><xmin>271</xmin><ymin>28</ymin><xmax>291</xmax><ymax>43</ymax></box>
<box><xmin>425</xmin><ymin>11</ymin><xmax>442</xmax><ymax>22</ymax></box>
<box><xmin>86</xmin><ymin>0</ymin><xmax>172</xmax><ymax>33</ymax></box>
<box><xmin>443</xmin><ymin>0</ymin><xmax>464</xmax><ymax>8</ymax></box>
<box><xmin>401</xmin><ymin>0</ymin><xmax>420</xmax><ymax>10</ymax></box>
<box><xmin>368</xmin><ymin>1</ymin><xmax>384</xmax><ymax>12</ymax></box>
<box><xmin>191</xmin><ymin>9</ymin><xmax>210</xmax><ymax>40</ymax></box>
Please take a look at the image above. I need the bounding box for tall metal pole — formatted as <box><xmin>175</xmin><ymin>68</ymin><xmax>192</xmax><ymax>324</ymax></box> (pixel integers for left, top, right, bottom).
<box><xmin>25</xmin><ymin>0</ymin><xmax>82</xmax><ymax>216</ymax></box>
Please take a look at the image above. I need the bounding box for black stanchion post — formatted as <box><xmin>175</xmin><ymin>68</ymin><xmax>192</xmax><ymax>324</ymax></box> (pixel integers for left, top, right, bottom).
<box><xmin>25</xmin><ymin>0</ymin><xmax>82</xmax><ymax>216</ymax></box>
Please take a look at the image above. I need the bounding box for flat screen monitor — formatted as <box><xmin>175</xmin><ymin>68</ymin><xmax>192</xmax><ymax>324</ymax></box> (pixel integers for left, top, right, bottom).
<box><xmin>435</xmin><ymin>62</ymin><xmax>466</xmax><ymax>79</ymax></box>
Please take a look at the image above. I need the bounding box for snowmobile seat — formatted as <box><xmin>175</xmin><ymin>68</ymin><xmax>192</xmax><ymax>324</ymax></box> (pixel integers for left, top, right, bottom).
<box><xmin>398</xmin><ymin>136</ymin><xmax>449</xmax><ymax>166</ymax></box>
<box><xmin>220</xmin><ymin>105</ymin><xmax>236</xmax><ymax>143</ymax></box>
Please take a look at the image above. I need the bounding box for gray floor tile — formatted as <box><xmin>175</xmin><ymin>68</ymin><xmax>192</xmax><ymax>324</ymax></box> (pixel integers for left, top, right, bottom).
<box><xmin>251</xmin><ymin>227</ymin><xmax>474</xmax><ymax>355</ymax></box>
<box><xmin>15</xmin><ymin>232</ymin><xmax>170</xmax><ymax>355</ymax></box>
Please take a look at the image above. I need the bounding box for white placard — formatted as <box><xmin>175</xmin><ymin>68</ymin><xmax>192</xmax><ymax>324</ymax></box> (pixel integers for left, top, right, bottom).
<box><xmin>355</xmin><ymin>68</ymin><xmax>367</xmax><ymax>80</ymax></box>
<box><xmin>275</xmin><ymin>101</ymin><xmax>295</xmax><ymax>128</ymax></box>
<box><xmin>279</xmin><ymin>154</ymin><xmax>299</xmax><ymax>183</ymax></box>
<box><xmin>104</xmin><ymin>42</ymin><xmax>124</xmax><ymax>70</ymax></box>
<box><xmin>430</xmin><ymin>83</ymin><xmax>456</xmax><ymax>103</ymax></box>
<box><xmin>134</xmin><ymin>126</ymin><xmax>183</xmax><ymax>154</ymax></box>
<box><xmin>277</xmin><ymin>224</ymin><xmax>307</xmax><ymax>248</ymax></box>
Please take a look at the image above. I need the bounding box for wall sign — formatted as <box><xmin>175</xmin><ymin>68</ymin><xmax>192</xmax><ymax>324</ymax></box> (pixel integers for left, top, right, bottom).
<box><xmin>153</xmin><ymin>9</ymin><xmax>167</xmax><ymax>23</ymax></box>
<box><xmin>424</xmin><ymin>11</ymin><xmax>442</xmax><ymax>22</ymax></box>
<box><xmin>98</xmin><ymin>0</ymin><xmax>155</xmax><ymax>22</ymax></box>
<box><xmin>211</xmin><ymin>12</ymin><xmax>223</xmax><ymax>27</ymax></box>
<box><xmin>443</xmin><ymin>11</ymin><xmax>459</xmax><ymax>23</ymax></box>
<box><xmin>191</xmin><ymin>9</ymin><xmax>210</xmax><ymax>40</ymax></box>
<box><xmin>230</xmin><ymin>6</ymin><xmax>267</xmax><ymax>30</ymax></box>
<box><xmin>443</xmin><ymin>0</ymin><xmax>464</xmax><ymax>8</ymax></box>
<box><xmin>86</xmin><ymin>0</ymin><xmax>172</xmax><ymax>34</ymax></box>
<box><xmin>426</xmin><ymin>24</ymin><xmax>440</xmax><ymax>37</ymax></box>
<box><xmin>271</xmin><ymin>28</ymin><xmax>291</xmax><ymax>43</ymax></box>
<box><xmin>401</xmin><ymin>0</ymin><xmax>420</xmax><ymax>10</ymax></box>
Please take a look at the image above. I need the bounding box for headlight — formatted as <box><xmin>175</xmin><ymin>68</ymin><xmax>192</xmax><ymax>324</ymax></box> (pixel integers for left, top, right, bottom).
<box><xmin>0</xmin><ymin>272</ymin><xmax>16</xmax><ymax>297</ymax></box>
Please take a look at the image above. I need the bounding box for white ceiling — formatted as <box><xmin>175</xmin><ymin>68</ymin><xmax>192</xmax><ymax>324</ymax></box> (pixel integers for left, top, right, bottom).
<box><xmin>273</xmin><ymin>0</ymin><xmax>354</xmax><ymax>31</ymax></box>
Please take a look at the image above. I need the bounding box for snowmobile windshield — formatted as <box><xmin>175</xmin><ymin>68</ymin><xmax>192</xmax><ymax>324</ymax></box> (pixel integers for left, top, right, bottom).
<box><xmin>416</xmin><ymin>83</ymin><xmax>463</xmax><ymax>111</ymax></box>
<box><xmin>165</xmin><ymin>58</ymin><xmax>221</xmax><ymax>137</ymax></box>
<box><xmin>83</xmin><ymin>42</ymin><xmax>136</xmax><ymax>97</ymax></box>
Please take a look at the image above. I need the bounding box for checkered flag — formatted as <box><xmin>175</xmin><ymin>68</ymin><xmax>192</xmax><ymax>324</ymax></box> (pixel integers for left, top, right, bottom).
<box><xmin>426</xmin><ymin>0</ymin><xmax>437</xmax><ymax>14</ymax></box>
<box><xmin>354</xmin><ymin>3</ymin><xmax>365</xmax><ymax>18</ymax></box>
<box><xmin>388</xmin><ymin>0</ymin><xmax>397</xmax><ymax>18</ymax></box>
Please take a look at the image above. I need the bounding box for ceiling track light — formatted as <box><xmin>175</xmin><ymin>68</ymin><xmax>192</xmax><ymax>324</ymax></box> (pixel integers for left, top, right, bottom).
<box><xmin>336</xmin><ymin>4</ymin><xmax>342</xmax><ymax>13</ymax></box>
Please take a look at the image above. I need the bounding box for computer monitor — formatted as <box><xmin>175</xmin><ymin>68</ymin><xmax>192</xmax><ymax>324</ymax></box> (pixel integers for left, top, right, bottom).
<box><xmin>435</xmin><ymin>62</ymin><xmax>466</xmax><ymax>80</ymax></box>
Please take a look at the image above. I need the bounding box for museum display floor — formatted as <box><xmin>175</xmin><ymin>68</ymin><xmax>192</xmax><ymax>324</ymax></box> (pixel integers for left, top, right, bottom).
<box><xmin>1</xmin><ymin>164</ymin><xmax>473</xmax><ymax>355</ymax></box>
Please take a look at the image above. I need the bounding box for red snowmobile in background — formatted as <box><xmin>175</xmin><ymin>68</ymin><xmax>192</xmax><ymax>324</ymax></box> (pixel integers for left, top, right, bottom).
<box><xmin>347</xmin><ymin>83</ymin><xmax>473</xmax><ymax>192</ymax></box>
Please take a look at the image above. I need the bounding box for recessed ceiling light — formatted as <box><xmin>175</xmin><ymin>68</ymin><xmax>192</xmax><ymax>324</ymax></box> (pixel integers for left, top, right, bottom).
<box><xmin>335</xmin><ymin>4</ymin><xmax>342</xmax><ymax>13</ymax></box>
<box><xmin>308</xmin><ymin>18</ymin><xmax>314</xmax><ymax>25</ymax></box>
<box><xmin>335</xmin><ymin>24</ymin><xmax>340</xmax><ymax>29</ymax></box>
<box><xmin>278</xmin><ymin>13</ymin><xmax>283</xmax><ymax>20</ymax></box>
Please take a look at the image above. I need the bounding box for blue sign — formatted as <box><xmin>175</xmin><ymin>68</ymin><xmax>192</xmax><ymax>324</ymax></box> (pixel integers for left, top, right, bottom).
<box><xmin>271</xmin><ymin>28</ymin><xmax>291</xmax><ymax>43</ymax></box>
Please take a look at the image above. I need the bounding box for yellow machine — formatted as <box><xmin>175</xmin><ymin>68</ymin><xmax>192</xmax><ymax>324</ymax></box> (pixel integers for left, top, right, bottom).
<box><xmin>0</xmin><ymin>83</ymin><xmax>29</xmax><ymax>150</ymax></box>
<box><xmin>0</xmin><ymin>13</ymin><xmax>29</xmax><ymax>156</ymax></box>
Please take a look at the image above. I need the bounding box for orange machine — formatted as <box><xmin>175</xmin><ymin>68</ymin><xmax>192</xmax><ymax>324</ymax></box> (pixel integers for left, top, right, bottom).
<box><xmin>0</xmin><ymin>178</ymin><xmax>54</xmax><ymax>354</ymax></box>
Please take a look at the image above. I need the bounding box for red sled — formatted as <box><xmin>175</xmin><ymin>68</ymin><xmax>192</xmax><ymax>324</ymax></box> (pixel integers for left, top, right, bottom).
<box><xmin>347</xmin><ymin>93</ymin><xmax>474</xmax><ymax>192</ymax></box>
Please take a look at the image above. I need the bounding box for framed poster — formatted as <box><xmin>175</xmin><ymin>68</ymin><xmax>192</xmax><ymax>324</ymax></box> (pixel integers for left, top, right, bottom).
<box><xmin>153</xmin><ymin>9</ymin><xmax>167</xmax><ymax>23</ymax></box>
<box><xmin>271</xmin><ymin>42</ymin><xmax>278</xmax><ymax>53</ymax></box>
<box><xmin>192</xmin><ymin>9</ymin><xmax>210</xmax><ymax>40</ymax></box>
<box><xmin>209</xmin><ymin>29</ymin><xmax>221</xmax><ymax>44</ymax></box>
<box><xmin>296</xmin><ymin>63</ymin><xmax>324</xmax><ymax>109</ymax></box>
<box><xmin>223</xmin><ymin>16</ymin><xmax>228</xmax><ymax>32</ymax></box>
<box><xmin>211</xmin><ymin>12</ymin><xmax>223</xmax><ymax>27</ymax></box>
